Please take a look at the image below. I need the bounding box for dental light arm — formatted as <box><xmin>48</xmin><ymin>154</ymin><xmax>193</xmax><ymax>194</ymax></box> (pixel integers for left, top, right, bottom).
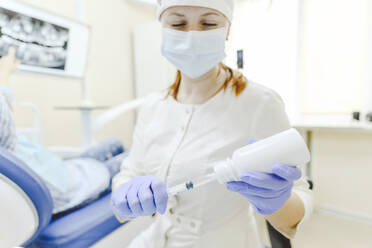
<box><xmin>92</xmin><ymin>97</ymin><xmax>146</xmax><ymax>135</ymax></box>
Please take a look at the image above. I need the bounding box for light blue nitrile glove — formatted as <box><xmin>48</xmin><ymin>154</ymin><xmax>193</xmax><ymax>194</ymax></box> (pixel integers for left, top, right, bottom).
<box><xmin>226</xmin><ymin>139</ymin><xmax>302</xmax><ymax>215</ymax></box>
<box><xmin>111</xmin><ymin>175</ymin><xmax>169</xmax><ymax>219</ymax></box>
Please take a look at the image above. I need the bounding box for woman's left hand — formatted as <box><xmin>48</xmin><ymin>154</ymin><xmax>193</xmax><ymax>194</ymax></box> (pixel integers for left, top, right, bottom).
<box><xmin>226</xmin><ymin>163</ymin><xmax>301</xmax><ymax>215</ymax></box>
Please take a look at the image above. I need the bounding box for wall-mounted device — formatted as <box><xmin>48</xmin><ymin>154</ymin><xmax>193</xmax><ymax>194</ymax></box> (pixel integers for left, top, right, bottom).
<box><xmin>365</xmin><ymin>112</ymin><xmax>372</xmax><ymax>122</ymax></box>
<box><xmin>352</xmin><ymin>111</ymin><xmax>361</xmax><ymax>121</ymax></box>
<box><xmin>237</xmin><ymin>49</ymin><xmax>244</xmax><ymax>70</ymax></box>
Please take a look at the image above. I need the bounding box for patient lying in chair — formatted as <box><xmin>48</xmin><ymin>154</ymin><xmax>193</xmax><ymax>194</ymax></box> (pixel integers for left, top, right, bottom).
<box><xmin>0</xmin><ymin>48</ymin><xmax>126</xmax><ymax>215</ymax></box>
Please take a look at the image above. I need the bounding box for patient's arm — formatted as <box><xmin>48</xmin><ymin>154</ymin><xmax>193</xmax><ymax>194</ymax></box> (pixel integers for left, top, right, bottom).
<box><xmin>0</xmin><ymin>47</ymin><xmax>20</xmax><ymax>86</ymax></box>
<box><xmin>0</xmin><ymin>93</ymin><xmax>17</xmax><ymax>151</ymax></box>
<box><xmin>0</xmin><ymin>47</ymin><xmax>20</xmax><ymax>151</ymax></box>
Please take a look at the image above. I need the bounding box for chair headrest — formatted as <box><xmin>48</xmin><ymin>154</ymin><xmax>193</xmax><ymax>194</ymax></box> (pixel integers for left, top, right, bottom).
<box><xmin>0</xmin><ymin>147</ymin><xmax>53</xmax><ymax>246</ymax></box>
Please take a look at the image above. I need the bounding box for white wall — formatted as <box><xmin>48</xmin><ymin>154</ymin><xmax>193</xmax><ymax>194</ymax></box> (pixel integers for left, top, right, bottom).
<box><xmin>298</xmin><ymin>0</ymin><xmax>370</xmax><ymax>115</ymax></box>
<box><xmin>311</xmin><ymin>130</ymin><xmax>372</xmax><ymax>218</ymax></box>
<box><xmin>133</xmin><ymin>21</ymin><xmax>176</xmax><ymax>98</ymax></box>
<box><xmin>8</xmin><ymin>0</ymin><xmax>156</xmax><ymax>147</ymax></box>
<box><xmin>226</xmin><ymin>0</ymin><xmax>299</xmax><ymax>119</ymax></box>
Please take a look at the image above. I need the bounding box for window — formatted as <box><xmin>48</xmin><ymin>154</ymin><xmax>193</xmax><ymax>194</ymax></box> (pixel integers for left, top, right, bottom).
<box><xmin>298</xmin><ymin>0</ymin><xmax>369</xmax><ymax>115</ymax></box>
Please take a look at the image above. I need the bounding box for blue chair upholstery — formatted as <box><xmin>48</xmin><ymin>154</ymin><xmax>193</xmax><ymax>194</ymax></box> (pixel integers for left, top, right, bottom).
<box><xmin>0</xmin><ymin>147</ymin><xmax>53</xmax><ymax>246</ymax></box>
<box><xmin>31</xmin><ymin>193</ymin><xmax>127</xmax><ymax>248</ymax></box>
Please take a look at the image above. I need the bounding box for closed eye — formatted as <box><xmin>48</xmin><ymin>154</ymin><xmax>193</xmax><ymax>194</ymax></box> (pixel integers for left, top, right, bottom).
<box><xmin>172</xmin><ymin>23</ymin><xmax>186</xmax><ymax>27</ymax></box>
<box><xmin>202</xmin><ymin>23</ymin><xmax>218</xmax><ymax>27</ymax></box>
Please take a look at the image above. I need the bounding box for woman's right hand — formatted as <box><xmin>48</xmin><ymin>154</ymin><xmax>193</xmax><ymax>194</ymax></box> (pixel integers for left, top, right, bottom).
<box><xmin>111</xmin><ymin>175</ymin><xmax>169</xmax><ymax>219</ymax></box>
<box><xmin>0</xmin><ymin>48</ymin><xmax>20</xmax><ymax>85</ymax></box>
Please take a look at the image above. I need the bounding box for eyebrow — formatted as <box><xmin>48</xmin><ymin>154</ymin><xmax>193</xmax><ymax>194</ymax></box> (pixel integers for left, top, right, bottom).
<box><xmin>201</xmin><ymin>12</ymin><xmax>220</xmax><ymax>17</ymax></box>
<box><xmin>167</xmin><ymin>12</ymin><xmax>220</xmax><ymax>18</ymax></box>
<box><xmin>168</xmin><ymin>13</ymin><xmax>185</xmax><ymax>17</ymax></box>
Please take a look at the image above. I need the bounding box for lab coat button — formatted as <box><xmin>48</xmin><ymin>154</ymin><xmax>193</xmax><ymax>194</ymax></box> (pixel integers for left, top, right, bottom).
<box><xmin>169</xmin><ymin>208</ymin><xmax>174</xmax><ymax>214</ymax></box>
<box><xmin>190</xmin><ymin>222</ymin><xmax>196</xmax><ymax>228</ymax></box>
<box><xmin>177</xmin><ymin>217</ymin><xmax>182</xmax><ymax>224</ymax></box>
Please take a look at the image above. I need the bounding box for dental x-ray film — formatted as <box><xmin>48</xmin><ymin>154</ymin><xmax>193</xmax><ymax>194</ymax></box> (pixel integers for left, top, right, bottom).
<box><xmin>0</xmin><ymin>0</ymin><xmax>90</xmax><ymax>78</ymax></box>
<box><xmin>0</xmin><ymin>7</ymin><xmax>69</xmax><ymax>70</ymax></box>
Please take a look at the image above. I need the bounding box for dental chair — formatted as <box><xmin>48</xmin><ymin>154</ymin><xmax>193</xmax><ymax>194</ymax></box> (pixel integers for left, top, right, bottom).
<box><xmin>0</xmin><ymin>147</ymin><xmax>127</xmax><ymax>247</ymax></box>
<box><xmin>0</xmin><ymin>146</ymin><xmax>155</xmax><ymax>247</ymax></box>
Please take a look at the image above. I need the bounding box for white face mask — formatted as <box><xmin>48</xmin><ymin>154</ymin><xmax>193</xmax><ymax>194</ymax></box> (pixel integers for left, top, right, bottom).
<box><xmin>161</xmin><ymin>27</ymin><xmax>227</xmax><ymax>79</ymax></box>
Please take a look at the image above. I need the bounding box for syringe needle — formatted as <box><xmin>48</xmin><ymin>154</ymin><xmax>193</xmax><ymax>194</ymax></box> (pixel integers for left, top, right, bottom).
<box><xmin>191</xmin><ymin>176</ymin><xmax>215</xmax><ymax>189</ymax></box>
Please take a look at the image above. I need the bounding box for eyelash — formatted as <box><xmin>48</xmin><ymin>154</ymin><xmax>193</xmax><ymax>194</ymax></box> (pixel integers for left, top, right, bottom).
<box><xmin>171</xmin><ymin>23</ymin><xmax>218</xmax><ymax>27</ymax></box>
<box><xmin>172</xmin><ymin>23</ymin><xmax>186</xmax><ymax>27</ymax></box>
<box><xmin>203</xmin><ymin>23</ymin><xmax>217</xmax><ymax>26</ymax></box>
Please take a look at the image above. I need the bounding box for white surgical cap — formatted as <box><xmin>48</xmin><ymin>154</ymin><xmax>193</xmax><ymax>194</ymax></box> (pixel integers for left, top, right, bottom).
<box><xmin>157</xmin><ymin>0</ymin><xmax>235</xmax><ymax>22</ymax></box>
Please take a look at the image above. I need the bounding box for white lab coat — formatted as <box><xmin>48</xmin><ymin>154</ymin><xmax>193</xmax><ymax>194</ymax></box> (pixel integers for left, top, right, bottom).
<box><xmin>112</xmin><ymin>81</ymin><xmax>313</xmax><ymax>248</ymax></box>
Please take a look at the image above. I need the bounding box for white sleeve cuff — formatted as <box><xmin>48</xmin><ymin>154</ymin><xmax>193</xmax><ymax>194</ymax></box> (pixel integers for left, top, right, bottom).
<box><xmin>112</xmin><ymin>157</ymin><xmax>140</xmax><ymax>192</ymax></box>
<box><xmin>293</xmin><ymin>187</ymin><xmax>314</xmax><ymax>231</ymax></box>
<box><xmin>273</xmin><ymin>185</ymin><xmax>314</xmax><ymax>240</ymax></box>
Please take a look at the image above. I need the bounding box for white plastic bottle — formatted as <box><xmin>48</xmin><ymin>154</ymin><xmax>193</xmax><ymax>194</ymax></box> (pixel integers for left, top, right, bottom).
<box><xmin>168</xmin><ymin>128</ymin><xmax>311</xmax><ymax>196</ymax></box>
<box><xmin>212</xmin><ymin>128</ymin><xmax>311</xmax><ymax>184</ymax></box>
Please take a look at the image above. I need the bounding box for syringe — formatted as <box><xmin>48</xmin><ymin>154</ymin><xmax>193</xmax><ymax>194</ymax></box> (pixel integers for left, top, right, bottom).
<box><xmin>167</xmin><ymin>181</ymin><xmax>195</xmax><ymax>196</ymax></box>
<box><xmin>167</xmin><ymin>174</ymin><xmax>216</xmax><ymax>196</ymax></box>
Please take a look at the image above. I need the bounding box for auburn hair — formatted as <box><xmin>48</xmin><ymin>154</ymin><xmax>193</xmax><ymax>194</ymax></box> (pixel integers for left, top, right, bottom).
<box><xmin>166</xmin><ymin>63</ymin><xmax>248</xmax><ymax>100</ymax></box>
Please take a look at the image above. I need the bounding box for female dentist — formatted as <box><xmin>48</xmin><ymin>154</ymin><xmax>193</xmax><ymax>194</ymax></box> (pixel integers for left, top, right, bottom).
<box><xmin>111</xmin><ymin>0</ymin><xmax>313</xmax><ymax>247</ymax></box>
